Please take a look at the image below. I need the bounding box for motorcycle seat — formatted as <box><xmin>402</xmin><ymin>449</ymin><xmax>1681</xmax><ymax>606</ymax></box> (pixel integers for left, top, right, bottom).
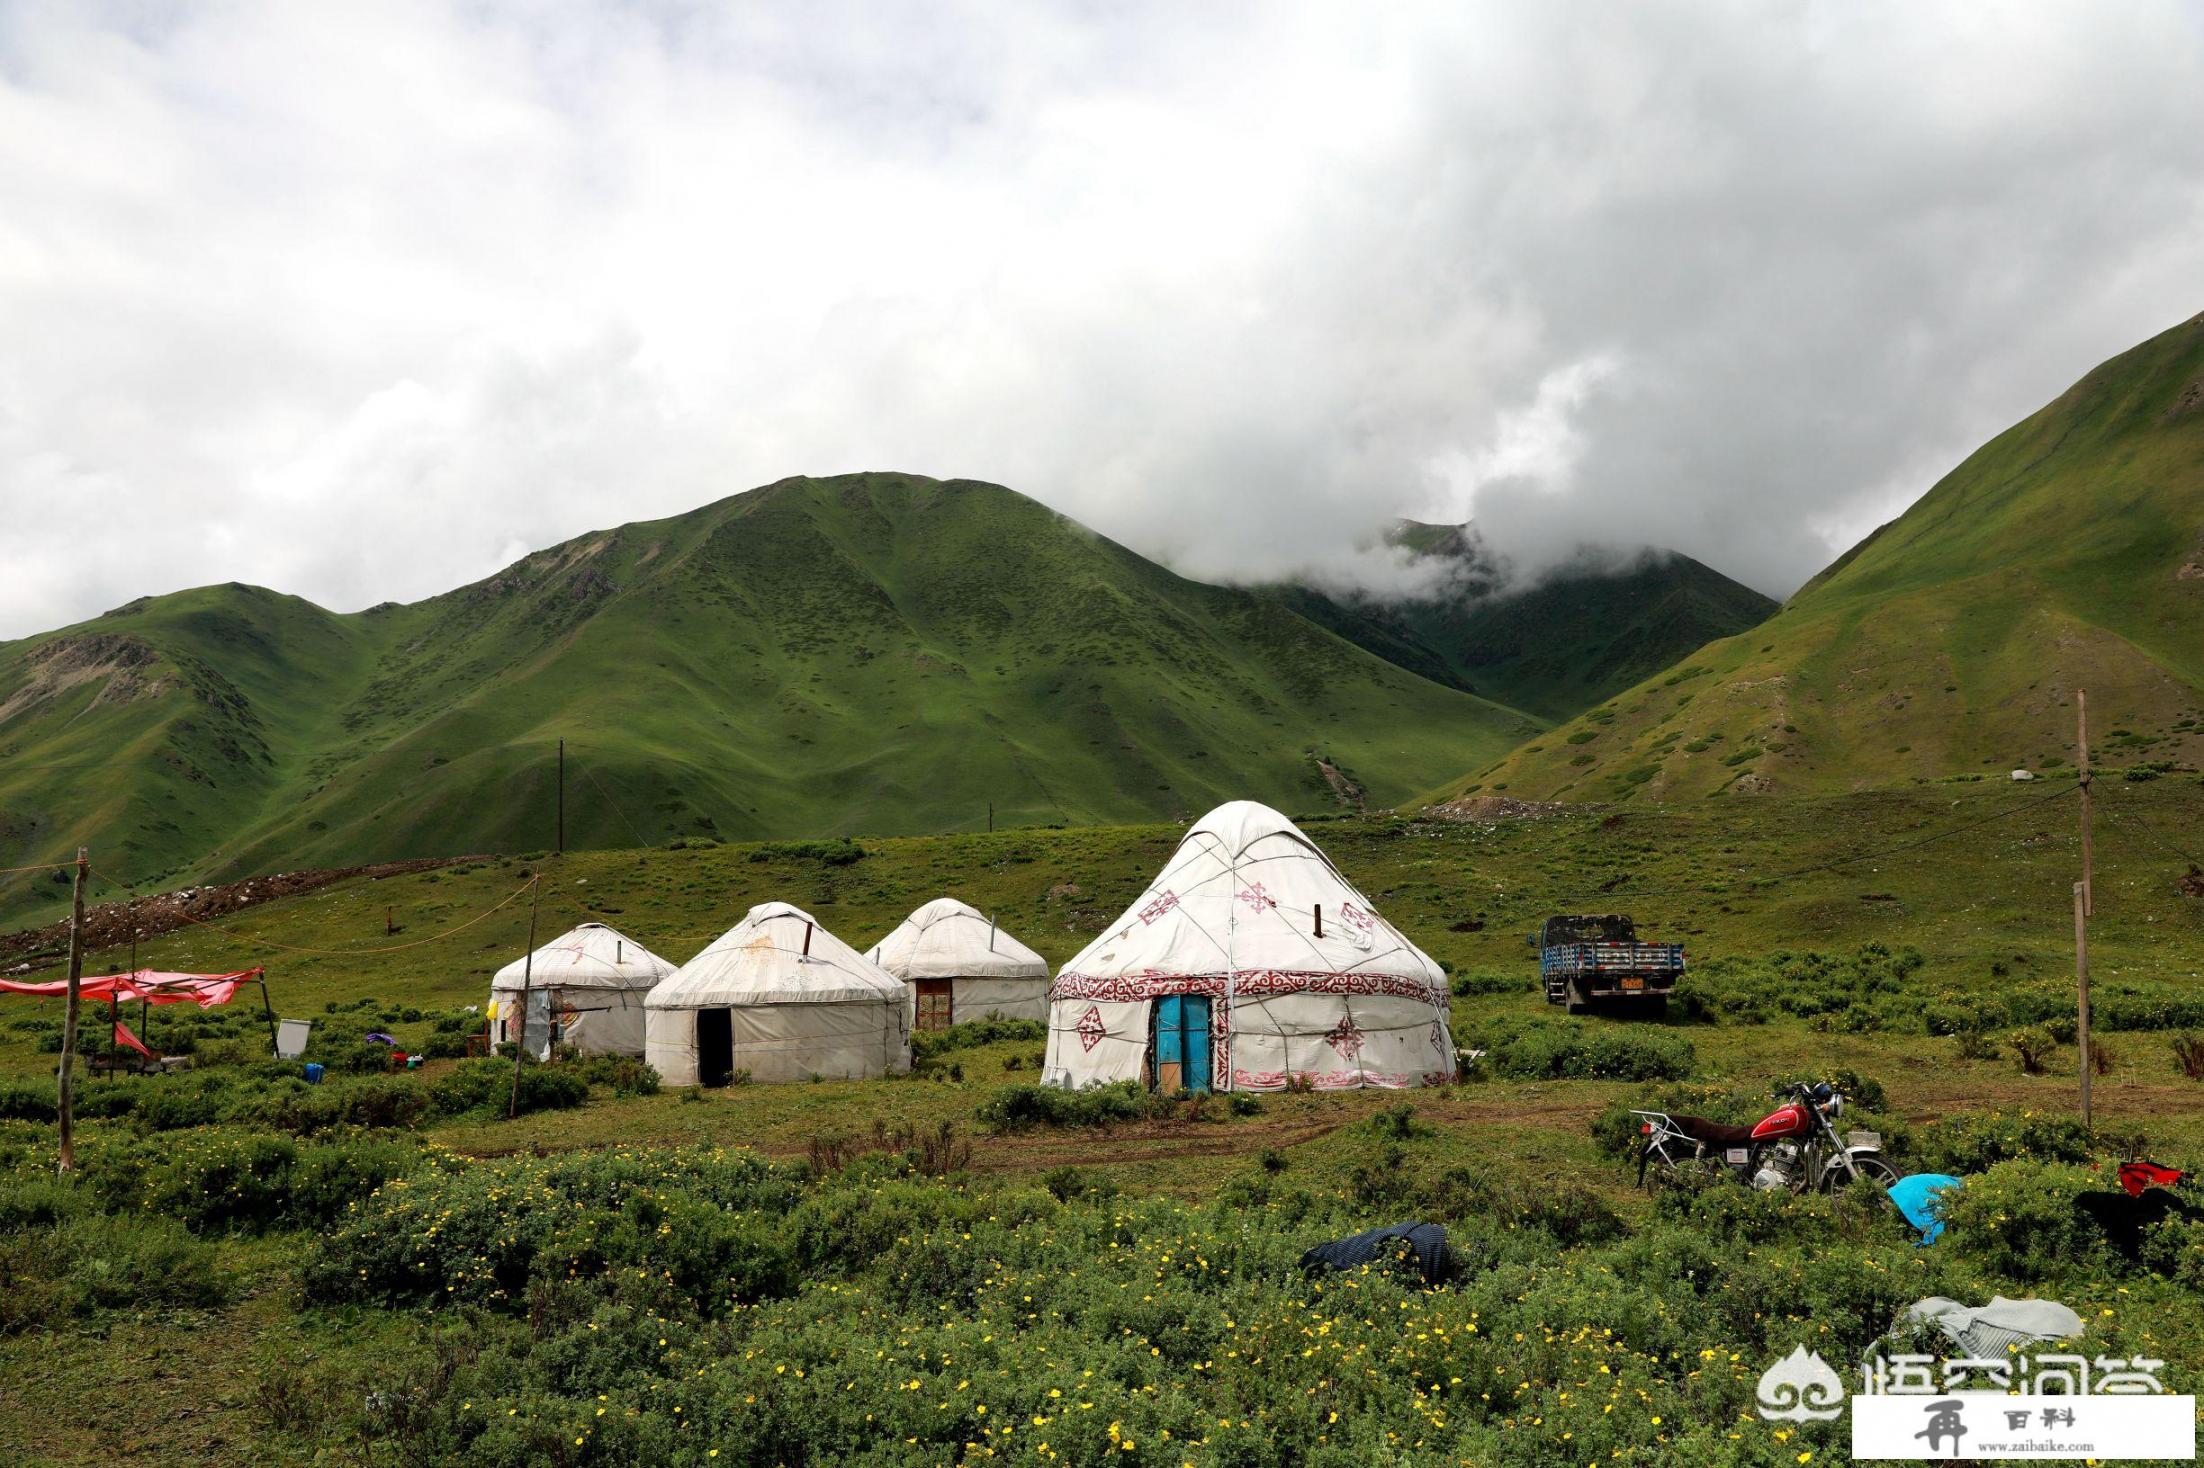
<box><xmin>1667</xmin><ymin>1115</ymin><xmax>1756</xmax><ymax>1146</ymax></box>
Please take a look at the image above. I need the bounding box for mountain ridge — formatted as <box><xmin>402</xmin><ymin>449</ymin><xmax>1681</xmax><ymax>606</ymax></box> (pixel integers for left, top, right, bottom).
<box><xmin>1444</xmin><ymin>311</ymin><xmax>2204</xmax><ymax>803</ymax></box>
<box><xmin>1274</xmin><ymin>523</ymin><xmax>1779</xmax><ymax>722</ymax></box>
<box><xmin>2</xmin><ymin>473</ymin><xmax>1553</xmax><ymax>923</ymax></box>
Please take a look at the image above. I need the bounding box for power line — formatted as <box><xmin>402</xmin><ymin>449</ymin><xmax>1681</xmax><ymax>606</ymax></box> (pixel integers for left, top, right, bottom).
<box><xmin>567</xmin><ymin>750</ymin><xmax>657</xmax><ymax>851</ymax></box>
<box><xmin>2100</xmin><ymin>804</ymin><xmax>2203</xmax><ymax>870</ymax></box>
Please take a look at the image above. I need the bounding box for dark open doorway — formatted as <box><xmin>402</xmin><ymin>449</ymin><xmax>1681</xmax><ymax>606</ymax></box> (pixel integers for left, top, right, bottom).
<box><xmin>697</xmin><ymin>1008</ymin><xmax>735</xmax><ymax>1087</ymax></box>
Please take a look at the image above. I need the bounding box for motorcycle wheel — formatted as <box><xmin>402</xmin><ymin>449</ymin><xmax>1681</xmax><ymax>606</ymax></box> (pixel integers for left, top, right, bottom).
<box><xmin>1816</xmin><ymin>1152</ymin><xmax>1899</xmax><ymax>1193</ymax></box>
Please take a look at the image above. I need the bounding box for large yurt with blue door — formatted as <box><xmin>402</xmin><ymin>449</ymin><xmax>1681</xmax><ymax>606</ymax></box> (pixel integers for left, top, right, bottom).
<box><xmin>1040</xmin><ymin>801</ymin><xmax>1457</xmax><ymax>1093</ymax></box>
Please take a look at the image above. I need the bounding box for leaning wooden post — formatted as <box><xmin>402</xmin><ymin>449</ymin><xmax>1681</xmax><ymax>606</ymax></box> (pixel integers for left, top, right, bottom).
<box><xmin>2075</xmin><ymin>690</ymin><xmax>2094</xmax><ymax>1131</ymax></box>
<box><xmin>508</xmin><ymin>877</ymin><xmax>541</xmax><ymax>1120</ymax></box>
<box><xmin>56</xmin><ymin>848</ymin><xmax>87</xmax><ymax>1173</ymax></box>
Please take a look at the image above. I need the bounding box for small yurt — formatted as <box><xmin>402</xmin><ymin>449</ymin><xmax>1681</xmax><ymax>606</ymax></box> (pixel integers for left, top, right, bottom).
<box><xmin>488</xmin><ymin>922</ymin><xmax>675</xmax><ymax>1059</ymax></box>
<box><xmin>645</xmin><ymin>902</ymin><xmax>910</xmax><ymax>1086</ymax></box>
<box><xmin>867</xmin><ymin>898</ymin><xmax>1049</xmax><ymax>1030</ymax></box>
<box><xmin>1042</xmin><ymin>801</ymin><xmax>1456</xmax><ymax>1093</ymax></box>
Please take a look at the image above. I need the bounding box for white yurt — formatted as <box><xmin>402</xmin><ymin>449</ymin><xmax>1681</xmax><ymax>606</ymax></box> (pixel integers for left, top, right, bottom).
<box><xmin>1041</xmin><ymin>801</ymin><xmax>1456</xmax><ymax>1093</ymax></box>
<box><xmin>488</xmin><ymin>921</ymin><xmax>675</xmax><ymax>1059</ymax></box>
<box><xmin>867</xmin><ymin>898</ymin><xmax>1049</xmax><ymax>1030</ymax></box>
<box><xmin>645</xmin><ymin>902</ymin><xmax>911</xmax><ymax>1086</ymax></box>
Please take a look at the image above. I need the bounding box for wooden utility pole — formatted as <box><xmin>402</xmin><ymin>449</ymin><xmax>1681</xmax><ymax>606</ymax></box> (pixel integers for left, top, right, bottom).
<box><xmin>508</xmin><ymin>877</ymin><xmax>541</xmax><ymax>1120</ymax></box>
<box><xmin>2075</xmin><ymin>690</ymin><xmax>2094</xmax><ymax>1131</ymax></box>
<box><xmin>987</xmin><ymin>801</ymin><xmax>994</xmax><ymax>834</ymax></box>
<box><xmin>556</xmin><ymin>739</ymin><xmax>566</xmax><ymax>856</ymax></box>
<box><xmin>56</xmin><ymin>849</ymin><xmax>87</xmax><ymax>1173</ymax></box>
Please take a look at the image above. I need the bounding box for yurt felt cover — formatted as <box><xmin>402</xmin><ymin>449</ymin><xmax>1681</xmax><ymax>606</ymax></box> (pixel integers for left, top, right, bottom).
<box><xmin>869</xmin><ymin>898</ymin><xmax>1050</xmax><ymax>1023</ymax></box>
<box><xmin>1041</xmin><ymin>801</ymin><xmax>1455</xmax><ymax>1092</ymax></box>
<box><xmin>646</xmin><ymin>903</ymin><xmax>909</xmax><ymax>1085</ymax></box>
<box><xmin>867</xmin><ymin>898</ymin><xmax>1047</xmax><ymax>980</ymax></box>
<box><xmin>487</xmin><ymin>923</ymin><xmax>675</xmax><ymax>1058</ymax></box>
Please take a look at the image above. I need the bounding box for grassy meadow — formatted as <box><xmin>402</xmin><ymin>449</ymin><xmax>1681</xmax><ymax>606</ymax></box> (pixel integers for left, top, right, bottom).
<box><xmin>4</xmin><ymin>780</ymin><xmax>2203</xmax><ymax>1465</ymax></box>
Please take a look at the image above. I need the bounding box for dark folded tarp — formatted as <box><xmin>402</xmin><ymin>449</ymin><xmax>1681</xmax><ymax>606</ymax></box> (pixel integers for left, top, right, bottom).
<box><xmin>1299</xmin><ymin>1222</ymin><xmax>1450</xmax><ymax>1285</ymax></box>
<box><xmin>2078</xmin><ymin>1187</ymin><xmax>2202</xmax><ymax>1261</ymax></box>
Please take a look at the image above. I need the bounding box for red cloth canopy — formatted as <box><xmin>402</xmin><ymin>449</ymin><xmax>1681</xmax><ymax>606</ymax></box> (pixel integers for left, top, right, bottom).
<box><xmin>0</xmin><ymin>968</ymin><xmax>260</xmax><ymax>1007</ymax></box>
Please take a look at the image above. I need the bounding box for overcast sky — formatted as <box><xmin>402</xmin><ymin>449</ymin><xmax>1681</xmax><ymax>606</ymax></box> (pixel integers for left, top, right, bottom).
<box><xmin>2</xmin><ymin>1</ymin><xmax>2201</xmax><ymax>638</ymax></box>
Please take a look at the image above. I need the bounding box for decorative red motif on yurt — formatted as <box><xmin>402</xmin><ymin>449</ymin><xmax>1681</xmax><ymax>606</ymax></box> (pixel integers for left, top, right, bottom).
<box><xmin>1235</xmin><ymin>882</ymin><xmax>1277</xmax><ymax>914</ymax></box>
<box><xmin>1049</xmin><ymin>969</ymin><xmax>1445</xmax><ymax>1005</ymax></box>
<box><xmin>1075</xmin><ymin>1005</ymin><xmax>1107</xmax><ymax>1052</ymax></box>
<box><xmin>1324</xmin><ymin>1014</ymin><xmax>1364</xmax><ymax>1060</ymax></box>
<box><xmin>1137</xmin><ymin>891</ymin><xmax>1180</xmax><ymax>925</ymax></box>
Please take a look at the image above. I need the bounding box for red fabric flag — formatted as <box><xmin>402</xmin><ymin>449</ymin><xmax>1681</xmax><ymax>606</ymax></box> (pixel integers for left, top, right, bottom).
<box><xmin>113</xmin><ymin>1020</ymin><xmax>156</xmax><ymax>1059</ymax></box>
<box><xmin>2118</xmin><ymin>1160</ymin><xmax>2186</xmax><ymax>1197</ymax></box>
<box><xmin>0</xmin><ymin>969</ymin><xmax>257</xmax><ymax>1007</ymax></box>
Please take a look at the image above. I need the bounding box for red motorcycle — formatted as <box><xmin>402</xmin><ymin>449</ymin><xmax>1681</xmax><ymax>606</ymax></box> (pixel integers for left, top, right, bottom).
<box><xmin>1633</xmin><ymin>1081</ymin><xmax>1897</xmax><ymax>1194</ymax></box>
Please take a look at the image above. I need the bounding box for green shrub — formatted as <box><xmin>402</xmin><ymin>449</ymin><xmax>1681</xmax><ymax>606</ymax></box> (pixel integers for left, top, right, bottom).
<box><xmin>0</xmin><ymin>1213</ymin><xmax>228</xmax><ymax>1333</ymax></box>
<box><xmin>86</xmin><ymin>1130</ymin><xmax>421</xmax><ymax>1234</ymax></box>
<box><xmin>1907</xmin><ymin>1110</ymin><xmax>2101</xmax><ymax>1174</ymax></box>
<box><xmin>1447</xmin><ymin>968</ymin><xmax>1528</xmax><ymax>998</ymax></box>
<box><xmin>426</xmin><ymin>1057</ymin><xmax>588</xmax><ymax>1119</ymax></box>
<box><xmin>567</xmin><ymin>1054</ymin><xmax>661</xmax><ymax>1097</ymax></box>
<box><xmin>910</xmin><ymin>1016</ymin><xmax>1047</xmax><ymax>1060</ymax></box>
<box><xmin>748</xmin><ymin>837</ymin><xmax>866</xmax><ymax>866</ymax></box>
<box><xmin>2140</xmin><ymin>1216</ymin><xmax>2204</xmax><ymax>1289</ymax></box>
<box><xmin>1423</xmin><ymin>1164</ymin><xmax>1625</xmax><ymax>1246</ymax></box>
<box><xmin>976</xmin><ymin>1081</ymin><xmax>1159</xmax><ymax>1131</ymax></box>
<box><xmin>302</xmin><ymin>1147</ymin><xmax>803</xmax><ymax>1309</ymax></box>
<box><xmin>1364</xmin><ymin>1103</ymin><xmax>1428</xmax><ymax>1141</ymax></box>
<box><xmin>0</xmin><ymin>1083</ymin><xmax>56</xmax><ymax>1123</ymax></box>
<box><xmin>224</xmin><ymin>1075</ymin><xmax>432</xmax><ymax>1134</ymax></box>
<box><xmin>1939</xmin><ymin>1161</ymin><xmax>2111</xmax><ymax>1282</ymax></box>
<box><xmin>1480</xmin><ymin>1018</ymin><xmax>1694</xmax><ymax>1081</ymax></box>
<box><xmin>1676</xmin><ymin>944</ymin><xmax>1924</xmax><ymax>1030</ymax></box>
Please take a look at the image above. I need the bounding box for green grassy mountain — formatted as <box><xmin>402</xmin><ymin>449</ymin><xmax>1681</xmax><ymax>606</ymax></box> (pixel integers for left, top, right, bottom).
<box><xmin>0</xmin><ymin>474</ymin><xmax>1541</xmax><ymax>922</ymax></box>
<box><xmin>1447</xmin><ymin>311</ymin><xmax>2204</xmax><ymax>803</ymax></box>
<box><xmin>1273</xmin><ymin>525</ymin><xmax>1778</xmax><ymax>721</ymax></box>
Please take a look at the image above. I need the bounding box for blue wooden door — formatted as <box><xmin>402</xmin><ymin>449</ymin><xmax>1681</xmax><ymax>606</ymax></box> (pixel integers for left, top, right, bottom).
<box><xmin>1153</xmin><ymin>996</ymin><xmax>1212</xmax><ymax>1093</ymax></box>
<box><xmin>1182</xmin><ymin>997</ymin><xmax>1212</xmax><ymax>1093</ymax></box>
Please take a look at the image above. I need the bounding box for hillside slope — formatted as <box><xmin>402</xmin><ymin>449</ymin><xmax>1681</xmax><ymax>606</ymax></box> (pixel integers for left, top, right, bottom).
<box><xmin>0</xmin><ymin>475</ymin><xmax>1539</xmax><ymax>922</ymax></box>
<box><xmin>1279</xmin><ymin>528</ymin><xmax>1777</xmax><ymax>721</ymax></box>
<box><xmin>1447</xmin><ymin>312</ymin><xmax>2204</xmax><ymax>803</ymax></box>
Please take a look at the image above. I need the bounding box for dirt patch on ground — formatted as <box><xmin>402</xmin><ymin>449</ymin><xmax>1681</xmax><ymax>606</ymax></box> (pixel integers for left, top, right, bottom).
<box><xmin>1311</xmin><ymin>755</ymin><xmax>1367</xmax><ymax>811</ymax></box>
<box><xmin>0</xmin><ymin>855</ymin><xmax>487</xmax><ymax>974</ymax></box>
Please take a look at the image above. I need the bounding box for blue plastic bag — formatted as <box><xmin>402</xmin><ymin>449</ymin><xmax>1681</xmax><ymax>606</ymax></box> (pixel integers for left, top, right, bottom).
<box><xmin>1887</xmin><ymin>1172</ymin><xmax>1960</xmax><ymax>1244</ymax></box>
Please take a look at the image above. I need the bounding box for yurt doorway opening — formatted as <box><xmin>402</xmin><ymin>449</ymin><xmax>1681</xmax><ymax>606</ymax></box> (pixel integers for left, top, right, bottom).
<box><xmin>697</xmin><ymin>1008</ymin><xmax>735</xmax><ymax>1088</ymax></box>
<box><xmin>914</xmin><ymin>979</ymin><xmax>954</xmax><ymax>1032</ymax></box>
<box><xmin>1151</xmin><ymin>996</ymin><xmax>1211</xmax><ymax>1093</ymax></box>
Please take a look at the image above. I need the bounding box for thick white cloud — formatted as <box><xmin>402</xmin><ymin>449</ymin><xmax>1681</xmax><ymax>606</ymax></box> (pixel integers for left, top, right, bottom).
<box><xmin>1</xmin><ymin>0</ymin><xmax>2199</xmax><ymax>636</ymax></box>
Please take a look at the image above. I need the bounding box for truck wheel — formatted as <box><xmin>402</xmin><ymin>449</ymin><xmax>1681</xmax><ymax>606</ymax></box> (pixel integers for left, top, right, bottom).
<box><xmin>1564</xmin><ymin>991</ymin><xmax>1589</xmax><ymax>1015</ymax></box>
